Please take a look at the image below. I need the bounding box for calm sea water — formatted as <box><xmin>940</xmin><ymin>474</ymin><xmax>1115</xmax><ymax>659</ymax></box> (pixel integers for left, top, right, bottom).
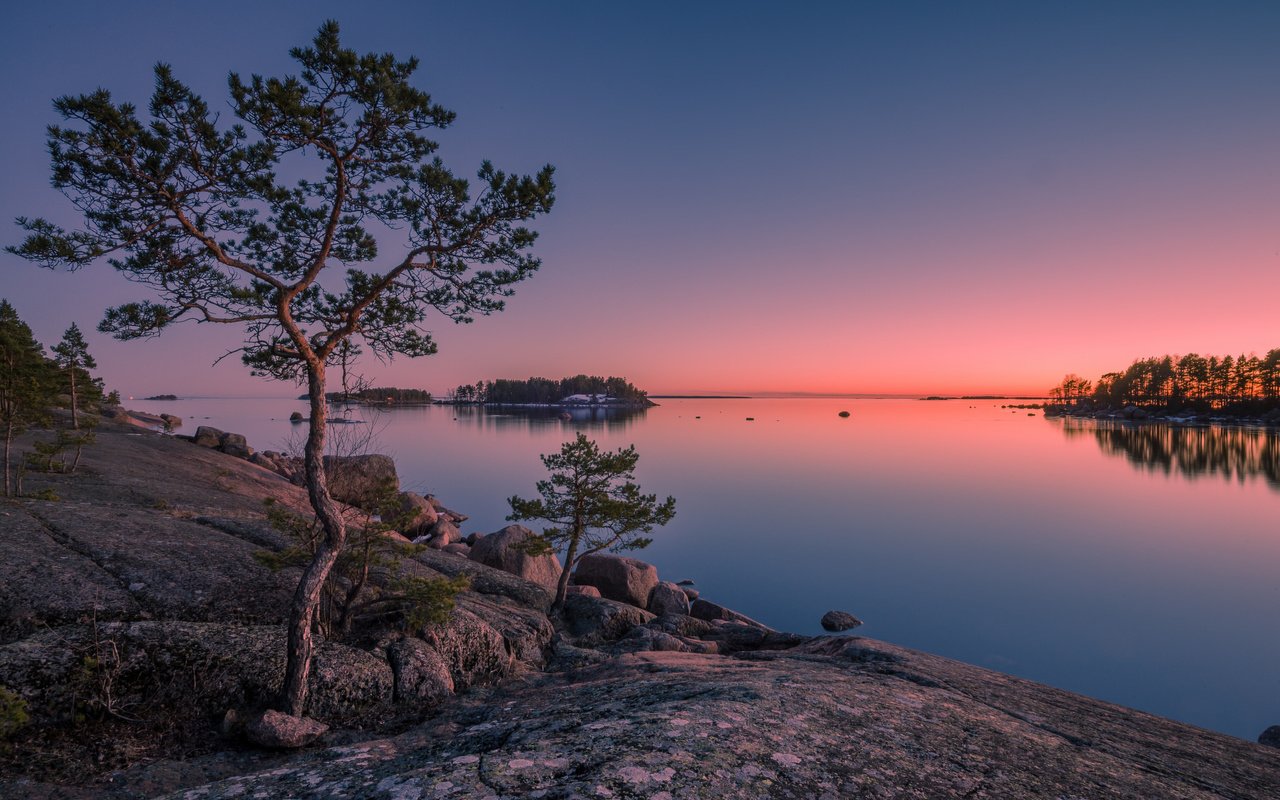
<box><xmin>135</xmin><ymin>395</ymin><xmax>1280</xmax><ymax>740</ymax></box>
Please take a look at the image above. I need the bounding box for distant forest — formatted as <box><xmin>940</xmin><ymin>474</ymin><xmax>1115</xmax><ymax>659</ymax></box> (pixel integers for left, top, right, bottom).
<box><xmin>449</xmin><ymin>375</ymin><xmax>649</xmax><ymax>404</ymax></box>
<box><xmin>1053</xmin><ymin>350</ymin><xmax>1280</xmax><ymax>409</ymax></box>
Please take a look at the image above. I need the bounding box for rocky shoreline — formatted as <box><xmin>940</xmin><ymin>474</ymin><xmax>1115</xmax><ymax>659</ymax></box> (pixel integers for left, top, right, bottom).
<box><xmin>1047</xmin><ymin>404</ymin><xmax>1280</xmax><ymax>428</ymax></box>
<box><xmin>1</xmin><ymin>412</ymin><xmax>1278</xmax><ymax>798</ymax></box>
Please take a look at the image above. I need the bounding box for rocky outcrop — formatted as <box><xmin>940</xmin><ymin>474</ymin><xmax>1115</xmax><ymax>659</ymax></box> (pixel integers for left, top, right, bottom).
<box><xmin>468</xmin><ymin>525</ymin><xmax>561</xmax><ymax>591</ymax></box>
<box><xmin>1260</xmin><ymin>725</ymin><xmax>1280</xmax><ymax>748</ymax></box>
<box><xmin>573</xmin><ymin>553</ymin><xmax>658</xmax><ymax>607</ymax></box>
<box><xmin>148</xmin><ymin>643</ymin><xmax>1280</xmax><ymax>799</ymax></box>
<box><xmin>560</xmin><ymin>593</ymin><xmax>654</xmax><ymax>647</ymax></box>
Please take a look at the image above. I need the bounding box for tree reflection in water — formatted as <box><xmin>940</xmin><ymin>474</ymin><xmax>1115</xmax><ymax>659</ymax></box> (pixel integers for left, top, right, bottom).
<box><xmin>1060</xmin><ymin>418</ymin><xmax>1280</xmax><ymax>490</ymax></box>
<box><xmin>448</xmin><ymin>404</ymin><xmax>647</xmax><ymax>432</ymax></box>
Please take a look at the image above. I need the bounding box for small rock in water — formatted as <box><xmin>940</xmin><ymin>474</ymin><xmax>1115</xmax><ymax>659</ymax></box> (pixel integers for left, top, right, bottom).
<box><xmin>838</xmin><ymin>410</ymin><xmax>851</xmax><ymax>417</ymax></box>
<box><xmin>1260</xmin><ymin>725</ymin><xmax>1280</xmax><ymax>748</ymax></box>
<box><xmin>820</xmin><ymin>610</ymin><xmax>863</xmax><ymax>632</ymax></box>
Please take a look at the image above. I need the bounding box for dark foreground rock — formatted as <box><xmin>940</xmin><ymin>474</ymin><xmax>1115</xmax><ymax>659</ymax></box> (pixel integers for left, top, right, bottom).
<box><xmin>150</xmin><ymin>641</ymin><xmax>1280</xmax><ymax>799</ymax></box>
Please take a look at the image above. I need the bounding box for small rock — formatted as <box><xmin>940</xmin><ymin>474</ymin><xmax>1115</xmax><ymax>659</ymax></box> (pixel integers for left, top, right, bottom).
<box><xmin>289</xmin><ymin>411</ymin><xmax>304</xmax><ymax>423</ymax></box>
<box><xmin>566</xmin><ymin>585</ymin><xmax>601</xmax><ymax>598</ymax></box>
<box><xmin>647</xmin><ymin>581</ymin><xmax>691</xmax><ymax>616</ymax></box>
<box><xmin>244</xmin><ymin>709</ymin><xmax>328</xmax><ymax>749</ymax></box>
<box><xmin>820</xmin><ymin>610</ymin><xmax>863</xmax><ymax>632</ymax></box>
<box><xmin>1260</xmin><ymin>725</ymin><xmax>1280</xmax><ymax>748</ymax></box>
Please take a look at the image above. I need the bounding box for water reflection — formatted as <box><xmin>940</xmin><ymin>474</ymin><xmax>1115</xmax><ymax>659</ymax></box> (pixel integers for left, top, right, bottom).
<box><xmin>1059</xmin><ymin>418</ymin><xmax>1280</xmax><ymax>490</ymax></box>
<box><xmin>447</xmin><ymin>404</ymin><xmax>647</xmax><ymax>431</ymax></box>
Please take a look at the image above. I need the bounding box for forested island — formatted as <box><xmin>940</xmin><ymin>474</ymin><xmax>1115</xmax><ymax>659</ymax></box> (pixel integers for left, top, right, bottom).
<box><xmin>1048</xmin><ymin>349</ymin><xmax>1280</xmax><ymax>422</ymax></box>
<box><xmin>296</xmin><ymin>387</ymin><xmax>435</xmax><ymax>406</ymax></box>
<box><xmin>444</xmin><ymin>374</ymin><xmax>654</xmax><ymax>406</ymax></box>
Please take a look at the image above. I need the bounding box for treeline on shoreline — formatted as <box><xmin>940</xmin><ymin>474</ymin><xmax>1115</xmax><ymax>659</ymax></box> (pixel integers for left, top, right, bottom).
<box><xmin>1052</xmin><ymin>349</ymin><xmax>1280</xmax><ymax>412</ymax></box>
<box><xmin>447</xmin><ymin>375</ymin><xmax>650</xmax><ymax>405</ymax></box>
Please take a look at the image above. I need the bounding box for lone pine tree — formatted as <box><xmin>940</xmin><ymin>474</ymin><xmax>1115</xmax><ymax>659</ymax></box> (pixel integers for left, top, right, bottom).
<box><xmin>508</xmin><ymin>434</ymin><xmax>676</xmax><ymax>610</ymax></box>
<box><xmin>9</xmin><ymin>21</ymin><xmax>555</xmax><ymax>716</ymax></box>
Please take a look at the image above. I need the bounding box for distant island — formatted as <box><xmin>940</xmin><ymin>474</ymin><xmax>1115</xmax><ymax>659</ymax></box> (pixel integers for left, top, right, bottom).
<box><xmin>295</xmin><ymin>387</ymin><xmax>434</xmax><ymax>406</ymax></box>
<box><xmin>144</xmin><ymin>394</ymin><xmax>179</xmax><ymax>401</ymax></box>
<box><xmin>444</xmin><ymin>374</ymin><xmax>655</xmax><ymax>407</ymax></box>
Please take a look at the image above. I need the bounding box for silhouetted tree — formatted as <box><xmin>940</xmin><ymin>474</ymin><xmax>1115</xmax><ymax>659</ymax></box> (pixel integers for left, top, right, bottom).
<box><xmin>50</xmin><ymin>323</ymin><xmax>97</xmax><ymax>429</ymax></box>
<box><xmin>507</xmin><ymin>433</ymin><xmax>676</xmax><ymax>611</ymax></box>
<box><xmin>9</xmin><ymin>22</ymin><xmax>555</xmax><ymax>717</ymax></box>
<box><xmin>0</xmin><ymin>301</ymin><xmax>55</xmax><ymax>496</ymax></box>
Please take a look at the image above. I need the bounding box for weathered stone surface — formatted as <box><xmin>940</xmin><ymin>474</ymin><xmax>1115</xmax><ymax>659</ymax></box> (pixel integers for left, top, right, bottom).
<box><xmin>152</xmin><ymin>644</ymin><xmax>1280</xmax><ymax>800</ymax></box>
<box><xmin>565</xmin><ymin>584</ymin><xmax>600</xmax><ymax>598</ymax></box>
<box><xmin>561</xmin><ymin>592</ymin><xmax>654</xmax><ymax>646</ymax></box>
<box><xmin>700</xmin><ymin>620</ymin><xmax>810</xmax><ymax>653</ymax></box>
<box><xmin>0</xmin><ymin>508</ymin><xmax>138</xmax><ymax>642</ymax></box>
<box><xmin>394</xmin><ymin>491</ymin><xmax>438</xmax><ymax>536</ymax></box>
<box><xmin>0</xmin><ymin>621</ymin><xmax>394</xmax><ymax>729</ymax></box>
<box><xmin>244</xmin><ymin>710</ymin><xmax>328</xmax><ymax>749</ymax></box>
<box><xmin>323</xmin><ymin>454</ymin><xmax>398</xmax><ymax>508</ymax></box>
<box><xmin>21</xmin><ymin>504</ymin><xmax>296</xmax><ymax>625</ymax></box>
<box><xmin>646</xmin><ymin>581</ymin><xmax>691</xmax><ymax>616</ymax></box>
<box><xmin>821</xmin><ymin>609</ymin><xmax>863</xmax><ymax>632</ymax></box>
<box><xmin>412</xmin><ymin>548</ymin><xmax>553</xmax><ymax>613</ymax></box>
<box><xmin>193</xmin><ymin>426</ymin><xmax>223</xmax><ymax>448</ymax></box>
<box><xmin>573</xmin><ymin>553</ymin><xmax>658</xmax><ymax>608</ymax></box>
<box><xmin>418</xmin><ymin>607</ymin><xmax>512</xmax><ymax>691</ymax></box>
<box><xmin>441</xmin><ymin>542</ymin><xmax>470</xmax><ymax>556</ymax></box>
<box><xmin>385</xmin><ymin>638</ymin><xmax>453</xmax><ymax>706</ymax></box>
<box><xmin>468</xmin><ymin>525</ymin><xmax>561</xmax><ymax>591</ymax></box>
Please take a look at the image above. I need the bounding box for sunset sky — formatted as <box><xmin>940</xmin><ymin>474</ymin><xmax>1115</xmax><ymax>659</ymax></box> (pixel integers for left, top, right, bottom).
<box><xmin>2</xmin><ymin>1</ymin><xmax>1278</xmax><ymax>397</ymax></box>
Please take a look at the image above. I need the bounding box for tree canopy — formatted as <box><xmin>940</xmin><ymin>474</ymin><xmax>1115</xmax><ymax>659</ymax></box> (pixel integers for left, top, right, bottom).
<box><xmin>9</xmin><ymin>20</ymin><xmax>556</xmax><ymax>718</ymax></box>
<box><xmin>508</xmin><ymin>433</ymin><xmax>676</xmax><ymax>609</ymax></box>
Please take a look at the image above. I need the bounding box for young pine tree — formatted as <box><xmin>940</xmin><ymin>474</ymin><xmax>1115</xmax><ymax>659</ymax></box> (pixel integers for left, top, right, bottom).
<box><xmin>507</xmin><ymin>433</ymin><xmax>676</xmax><ymax>611</ymax></box>
<box><xmin>50</xmin><ymin>323</ymin><xmax>97</xmax><ymax>429</ymax></box>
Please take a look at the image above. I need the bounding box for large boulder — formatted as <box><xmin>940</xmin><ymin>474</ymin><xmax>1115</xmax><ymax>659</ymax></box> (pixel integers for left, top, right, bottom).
<box><xmin>395</xmin><ymin>491</ymin><xmax>439</xmax><ymax>537</ymax></box>
<box><xmin>218</xmin><ymin>432</ymin><xmax>252</xmax><ymax>459</ymax></box>
<box><xmin>561</xmin><ymin>593</ymin><xmax>654</xmax><ymax>646</ymax></box>
<box><xmin>646</xmin><ymin>581</ymin><xmax>691</xmax><ymax>616</ymax></box>
<box><xmin>468</xmin><ymin>525</ymin><xmax>561</xmax><ymax>592</ymax></box>
<box><xmin>323</xmin><ymin>454</ymin><xmax>399</xmax><ymax>508</ymax></box>
<box><xmin>193</xmin><ymin>426</ymin><xmax>224</xmax><ymax>448</ymax></box>
<box><xmin>385</xmin><ymin>637</ymin><xmax>454</xmax><ymax>706</ymax></box>
<box><xmin>573</xmin><ymin>554</ymin><xmax>659</xmax><ymax>608</ymax></box>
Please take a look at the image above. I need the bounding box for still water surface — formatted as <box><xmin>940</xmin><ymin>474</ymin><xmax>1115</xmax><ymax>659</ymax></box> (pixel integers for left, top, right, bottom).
<box><xmin>138</xmin><ymin>396</ymin><xmax>1280</xmax><ymax>739</ymax></box>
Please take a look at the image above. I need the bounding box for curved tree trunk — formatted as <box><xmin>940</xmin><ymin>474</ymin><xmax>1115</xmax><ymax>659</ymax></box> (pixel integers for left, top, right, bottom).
<box><xmin>552</xmin><ymin>535</ymin><xmax>580</xmax><ymax>613</ymax></box>
<box><xmin>280</xmin><ymin>363</ymin><xmax>347</xmax><ymax>717</ymax></box>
